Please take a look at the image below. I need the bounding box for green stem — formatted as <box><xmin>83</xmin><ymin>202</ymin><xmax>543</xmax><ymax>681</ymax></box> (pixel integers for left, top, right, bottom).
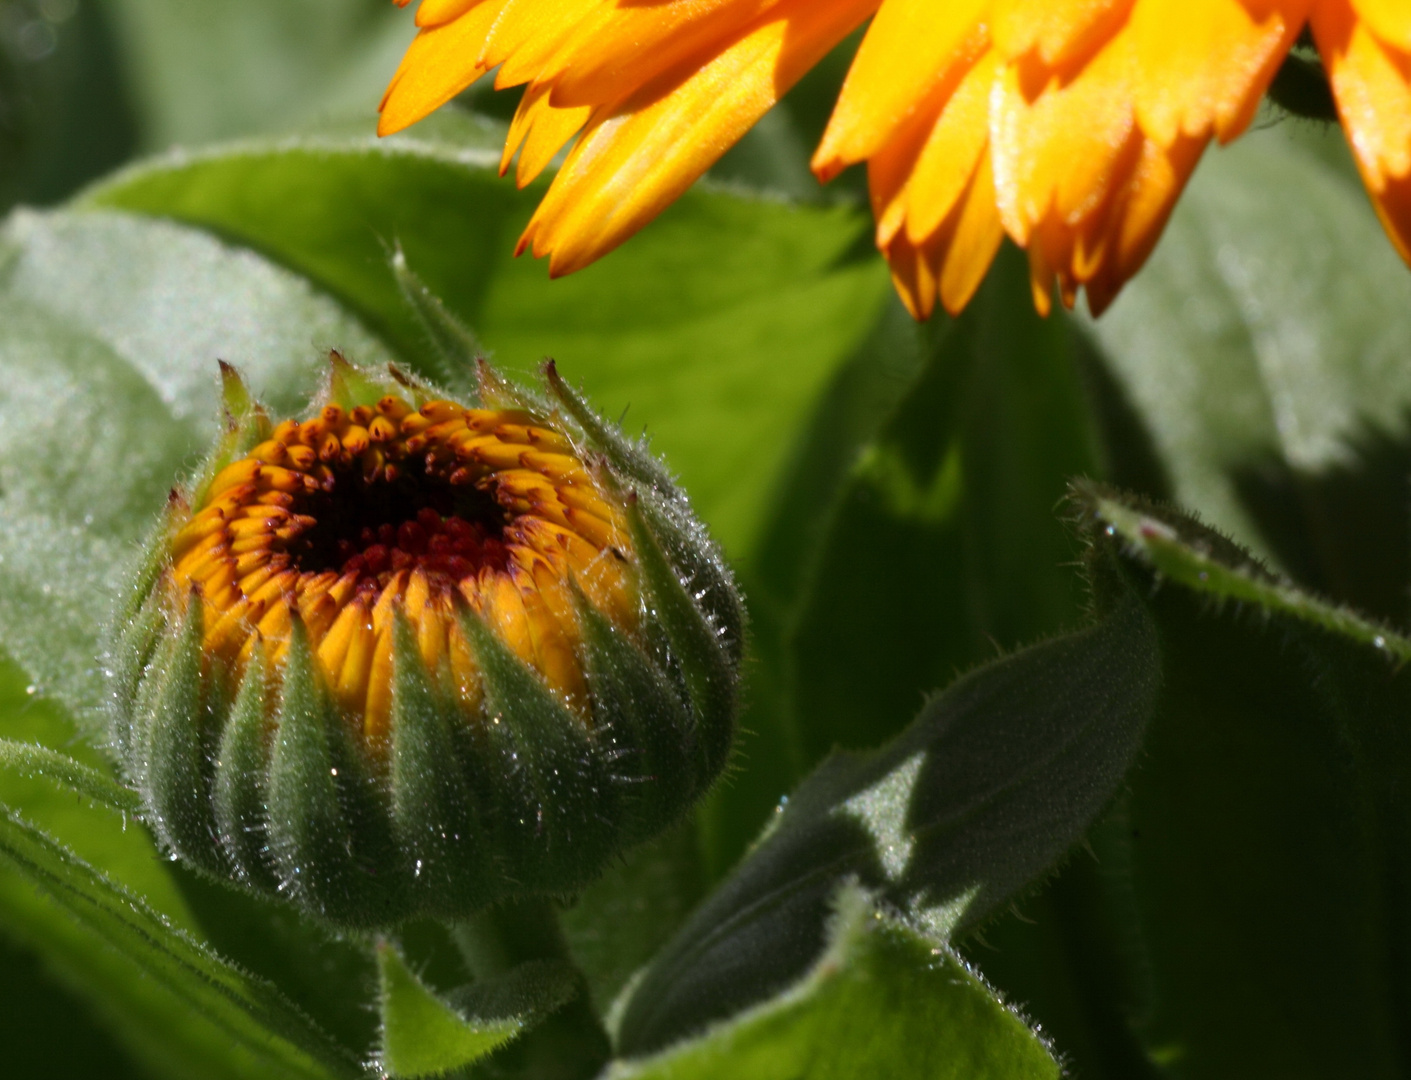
<box><xmin>452</xmin><ymin>899</ymin><xmax>610</xmax><ymax>1080</ymax></box>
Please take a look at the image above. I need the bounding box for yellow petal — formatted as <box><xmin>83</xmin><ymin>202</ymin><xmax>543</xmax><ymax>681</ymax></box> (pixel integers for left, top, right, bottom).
<box><xmin>415</xmin><ymin>0</ymin><xmax>485</xmax><ymax>29</ymax></box>
<box><xmin>813</xmin><ymin>0</ymin><xmax>981</xmax><ymax>179</ymax></box>
<box><xmin>485</xmin><ymin>0</ymin><xmax>604</xmax><ymax>86</ymax></box>
<box><xmin>905</xmin><ymin>48</ymin><xmax>999</xmax><ymax>243</ymax></box>
<box><xmin>1314</xmin><ymin>0</ymin><xmax>1411</xmax><ymax>188</ymax></box>
<box><xmin>1367</xmin><ymin>170</ymin><xmax>1411</xmax><ymax>263</ymax></box>
<box><xmin>364</xmin><ymin>625</ymin><xmax>396</xmax><ymax>741</ymax></box>
<box><xmin>1081</xmin><ymin>133</ymin><xmax>1206</xmax><ymax>313</ymax></box>
<box><xmin>502</xmin><ymin>82</ymin><xmax>594</xmax><ymax>185</ymax></box>
<box><xmin>543</xmin><ymin>0</ymin><xmax>784</xmax><ymax>109</ymax></box>
<box><xmin>1352</xmin><ymin>0</ymin><xmax>1411</xmax><ymax>52</ymax></box>
<box><xmin>991</xmin><ymin>0</ymin><xmax>1134</xmax><ymax>69</ymax></box>
<box><xmin>521</xmin><ymin>0</ymin><xmax>876</xmax><ymax>276</ymax></box>
<box><xmin>1132</xmin><ymin>0</ymin><xmax>1309</xmax><ymax>146</ymax></box>
<box><xmin>933</xmin><ymin>151</ymin><xmax>1007</xmax><ymax>315</ymax></box>
<box><xmin>990</xmin><ymin>25</ymin><xmax>1138</xmax><ymax>243</ymax></box>
<box><xmin>378</xmin><ymin>1</ymin><xmax>507</xmax><ymax>136</ymax></box>
<box><xmin>881</xmin><ymin>229</ymin><xmax>937</xmax><ymax>320</ymax></box>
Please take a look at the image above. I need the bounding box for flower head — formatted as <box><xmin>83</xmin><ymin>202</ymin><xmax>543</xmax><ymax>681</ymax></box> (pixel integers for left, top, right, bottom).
<box><xmin>108</xmin><ymin>354</ymin><xmax>742</xmax><ymax>928</ymax></box>
<box><xmin>379</xmin><ymin>0</ymin><xmax>1411</xmax><ymax>318</ymax></box>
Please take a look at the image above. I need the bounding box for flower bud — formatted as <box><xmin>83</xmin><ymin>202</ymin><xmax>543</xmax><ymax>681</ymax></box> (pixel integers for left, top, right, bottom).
<box><xmin>107</xmin><ymin>354</ymin><xmax>743</xmax><ymax>928</ymax></box>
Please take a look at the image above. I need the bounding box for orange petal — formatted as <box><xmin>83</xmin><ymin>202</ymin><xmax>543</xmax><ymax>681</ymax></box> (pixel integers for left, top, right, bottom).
<box><xmin>543</xmin><ymin>0</ymin><xmax>785</xmax><ymax>109</ymax></box>
<box><xmin>905</xmin><ymin>48</ymin><xmax>1000</xmax><ymax>243</ymax></box>
<box><xmin>1314</xmin><ymin>0</ymin><xmax>1411</xmax><ymax>188</ymax></box>
<box><xmin>415</xmin><ymin>0</ymin><xmax>486</xmax><ymax>29</ymax></box>
<box><xmin>1131</xmin><ymin>0</ymin><xmax>1310</xmax><ymax>147</ymax></box>
<box><xmin>881</xmin><ymin>229</ymin><xmax>937</xmax><ymax>320</ymax></box>
<box><xmin>485</xmin><ymin>0</ymin><xmax>604</xmax><ymax>86</ymax></box>
<box><xmin>991</xmin><ymin>0</ymin><xmax>1135</xmax><ymax>70</ymax></box>
<box><xmin>521</xmin><ymin>0</ymin><xmax>876</xmax><ymax>276</ymax></box>
<box><xmin>990</xmin><ymin>24</ymin><xmax>1138</xmax><ymax>243</ymax></box>
<box><xmin>1367</xmin><ymin>169</ymin><xmax>1411</xmax><ymax>263</ymax></box>
<box><xmin>813</xmin><ymin>0</ymin><xmax>981</xmax><ymax>179</ymax></box>
<box><xmin>1352</xmin><ymin>0</ymin><xmax>1411</xmax><ymax>52</ymax></box>
<box><xmin>503</xmin><ymin>81</ymin><xmax>593</xmax><ymax>185</ymax></box>
<box><xmin>868</xmin><ymin>108</ymin><xmax>933</xmax><ymax>248</ymax></box>
<box><xmin>379</xmin><ymin>1</ymin><xmax>508</xmax><ymax>136</ymax></box>
<box><xmin>932</xmin><ymin>151</ymin><xmax>1007</xmax><ymax>315</ymax></box>
<box><xmin>878</xmin><ymin>148</ymin><xmax>1004</xmax><ymax>319</ymax></box>
<box><xmin>1082</xmin><ymin>134</ymin><xmax>1206</xmax><ymax>314</ymax></box>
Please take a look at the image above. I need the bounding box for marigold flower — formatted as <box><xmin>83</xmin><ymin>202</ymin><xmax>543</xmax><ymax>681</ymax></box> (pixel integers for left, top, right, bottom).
<box><xmin>108</xmin><ymin>354</ymin><xmax>741</xmax><ymax>928</ymax></box>
<box><xmin>379</xmin><ymin>0</ymin><xmax>1411</xmax><ymax>318</ymax></box>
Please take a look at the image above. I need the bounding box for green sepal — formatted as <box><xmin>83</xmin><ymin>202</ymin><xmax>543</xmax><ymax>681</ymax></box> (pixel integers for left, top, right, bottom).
<box><xmin>543</xmin><ymin>360</ymin><xmax>678</xmax><ymax>497</ymax></box>
<box><xmin>389</xmin><ymin>610</ymin><xmax>489</xmax><ymax>912</ymax></box>
<box><xmin>107</xmin><ymin>587</ymin><xmax>168</xmax><ymax>762</ymax></box>
<box><xmin>213</xmin><ymin>643</ymin><xmax>279</xmax><ymax>889</ymax></box>
<box><xmin>189</xmin><ymin>363</ymin><xmax>273</xmax><ymax>508</ymax></box>
<box><xmin>575</xmin><ymin>592</ymin><xmax>702</xmax><ymax>844</ymax></box>
<box><xmin>390</xmin><ymin>247</ymin><xmax>481</xmax><ymax>399</ymax></box>
<box><xmin>325</xmin><ymin>349</ymin><xmax>393</xmax><ymax>411</ymax></box>
<box><xmin>266</xmin><ymin>619</ymin><xmax>379</xmax><ymax>924</ymax></box>
<box><xmin>457</xmin><ymin>606</ymin><xmax>616</xmax><ymax>895</ymax></box>
<box><xmin>143</xmin><ymin>597</ymin><xmax>227</xmax><ymax>875</ymax></box>
<box><xmin>624</xmin><ymin>496</ymin><xmax>737</xmax><ymax>778</ymax></box>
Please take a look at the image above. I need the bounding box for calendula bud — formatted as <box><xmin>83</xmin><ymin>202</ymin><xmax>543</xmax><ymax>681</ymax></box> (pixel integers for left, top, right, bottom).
<box><xmin>107</xmin><ymin>354</ymin><xmax>742</xmax><ymax>928</ymax></box>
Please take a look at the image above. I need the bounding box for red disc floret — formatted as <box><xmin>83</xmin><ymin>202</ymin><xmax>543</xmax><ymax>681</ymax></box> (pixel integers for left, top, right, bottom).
<box><xmin>335</xmin><ymin>506</ymin><xmax>511</xmax><ymax>595</ymax></box>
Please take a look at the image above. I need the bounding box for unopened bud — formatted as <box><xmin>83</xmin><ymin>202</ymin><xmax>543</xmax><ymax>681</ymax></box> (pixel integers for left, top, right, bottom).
<box><xmin>107</xmin><ymin>354</ymin><xmax>743</xmax><ymax>928</ymax></box>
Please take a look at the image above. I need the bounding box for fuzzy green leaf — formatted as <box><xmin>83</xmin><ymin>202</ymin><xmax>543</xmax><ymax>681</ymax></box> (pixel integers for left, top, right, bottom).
<box><xmin>376</xmin><ymin>942</ymin><xmax>521</xmax><ymax>1078</ymax></box>
<box><xmin>710</xmin><ymin>244</ymin><xmax>1102</xmax><ymax>875</ymax></box>
<box><xmin>1058</xmin><ymin>484</ymin><xmax>1411</xmax><ymax>1078</ymax></box>
<box><xmin>607</xmin><ymin>884</ymin><xmax>1058</xmax><ymax>1080</ymax></box>
<box><xmin>615</xmin><ymin>592</ymin><xmax>1158</xmax><ymax>1056</ymax></box>
<box><xmin>82</xmin><ymin>116</ymin><xmax>892</xmax><ymax>557</ymax></box>
<box><xmin>0</xmin><ymin>738</ymin><xmax>142</xmax><ymax>815</ymax></box>
<box><xmin>0</xmin><ymin>800</ymin><xmax>358</xmax><ymax>1080</ymax></box>
<box><xmin>0</xmin><ymin>206</ymin><xmax>393</xmax><ymax>724</ymax></box>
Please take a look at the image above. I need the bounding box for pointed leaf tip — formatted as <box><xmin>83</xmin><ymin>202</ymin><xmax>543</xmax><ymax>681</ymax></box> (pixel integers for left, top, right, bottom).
<box><xmin>218</xmin><ymin>360</ymin><xmax>254</xmax><ymax>425</ymax></box>
<box><xmin>377</xmin><ymin>941</ymin><xmax>521</xmax><ymax>1079</ymax></box>
<box><xmin>389</xmin><ymin>250</ymin><xmax>481</xmax><ymax>395</ymax></box>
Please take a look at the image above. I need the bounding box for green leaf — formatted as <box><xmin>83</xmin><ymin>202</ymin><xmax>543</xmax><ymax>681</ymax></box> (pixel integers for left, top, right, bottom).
<box><xmin>0</xmin><ymin>800</ymin><xmax>359</xmax><ymax>1079</ymax></box>
<box><xmin>376</xmin><ymin>942</ymin><xmax>524</xmax><ymax>1078</ymax></box>
<box><xmin>0</xmin><ymin>204</ymin><xmax>393</xmax><ymax>723</ymax></box>
<box><xmin>0</xmin><ymin>737</ymin><xmax>142</xmax><ymax>813</ymax></box>
<box><xmin>707</xmin><ymin>243</ymin><xmax>1103</xmax><ymax>876</ymax></box>
<box><xmin>0</xmin><ymin>203</ymin><xmax>397</xmax><ymax>1071</ymax></box>
<box><xmin>0</xmin><ymin>653</ymin><xmax>367</xmax><ymax>1079</ymax></box>
<box><xmin>969</xmin><ymin>125</ymin><xmax>1411</xmax><ymax>1080</ymax></box>
<box><xmin>1062</xmin><ymin>484</ymin><xmax>1411</xmax><ymax>1078</ymax></box>
<box><xmin>82</xmin><ymin>116</ymin><xmax>893</xmax><ymax>557</ymax></box>
<box><xmin>1081</xmin><ymin>125</ymin><xmax>1411</xmax><ymax>623</ymax></box>
<box><xmin>614</xmin><ymin>592</ymin><xmax>1158</xmax><ymax>1056</ymax></box>
<box><xmin>606</xmin><ymin>884</ymin><xmax>1058</xmax><ymax>1080</ymax></box>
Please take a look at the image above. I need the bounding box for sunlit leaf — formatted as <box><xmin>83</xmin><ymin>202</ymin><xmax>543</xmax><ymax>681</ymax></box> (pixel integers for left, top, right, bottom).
<box><xmin>83</xmin><ymin>114</ymin><xmax>893</xmax><ymax>557</ymax></box>
<box><xmin>607</xmin><ymin>884</ymin><xmax>1058</xmax><ymax>1080</ymax></box>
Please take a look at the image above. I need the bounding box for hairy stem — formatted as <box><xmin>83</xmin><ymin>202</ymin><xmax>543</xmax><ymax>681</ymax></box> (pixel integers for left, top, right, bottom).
<box><xmin>453</xmin><ymin>899</ymin><xmax>610</xmax><ymax>1080</ymax></box>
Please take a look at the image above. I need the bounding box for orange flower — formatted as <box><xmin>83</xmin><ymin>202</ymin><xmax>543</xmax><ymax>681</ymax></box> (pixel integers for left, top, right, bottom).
<box><xmin>379</xmin><ymin>0</ymin><xmax>1411</xmax><ymax>318</ymax></box>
